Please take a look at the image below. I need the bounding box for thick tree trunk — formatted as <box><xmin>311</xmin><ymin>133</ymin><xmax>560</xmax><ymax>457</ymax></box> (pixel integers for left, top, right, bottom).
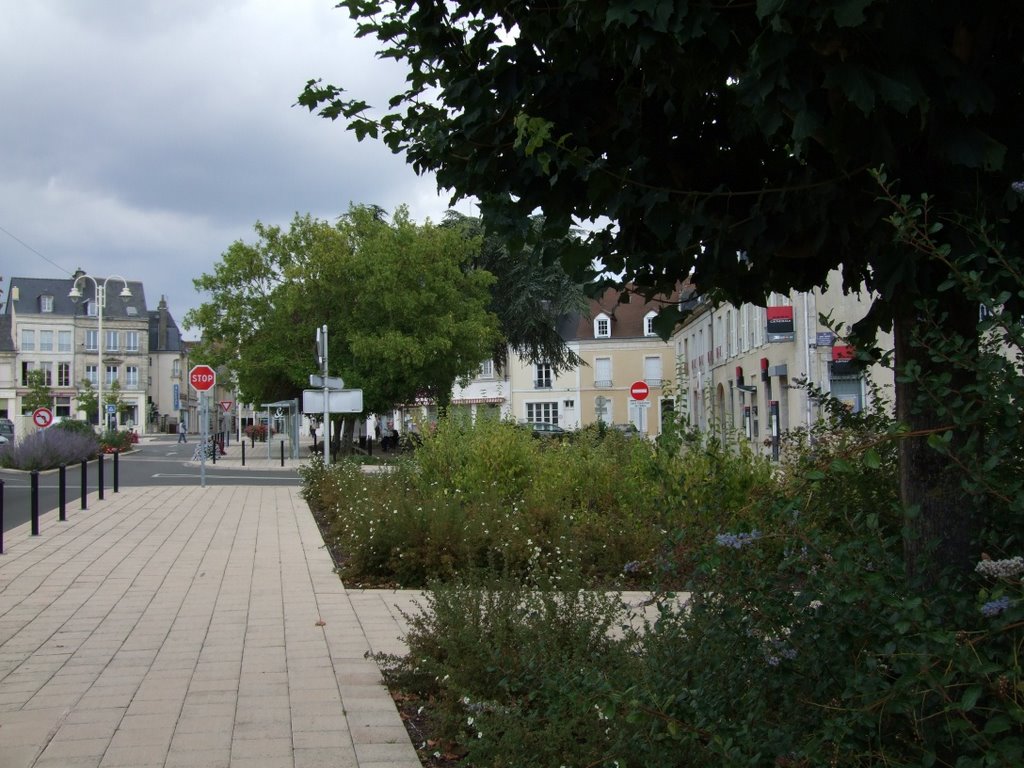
<box><xmin>894</xmin><ymin>306</ymin><xmax>977</xmax><ymax>587</ymax></box>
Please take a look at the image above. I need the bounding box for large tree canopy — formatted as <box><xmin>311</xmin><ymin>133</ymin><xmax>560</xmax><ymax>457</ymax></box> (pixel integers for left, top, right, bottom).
<box><xmin>185</xmin><ymin>205</ymin><xmax>500</xmax><ymax>415</ymax></box>
<box><xmin>301</xmin><ymin>2</ymin><xmax>1024</xmax><ymax>582</ymax></box>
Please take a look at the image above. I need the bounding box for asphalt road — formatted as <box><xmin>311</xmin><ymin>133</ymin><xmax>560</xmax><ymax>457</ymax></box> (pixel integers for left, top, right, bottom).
<box><xmin>0</xmin><ymin>438</ymin><xmax>301</xmax><ymax>534</ymax></box>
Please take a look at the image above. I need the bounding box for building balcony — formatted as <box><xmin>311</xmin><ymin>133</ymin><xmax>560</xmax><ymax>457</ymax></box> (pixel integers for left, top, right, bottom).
<box><xmin>593</xmin><ymin>379</ymin><xmax>613</xmax><ymax>388</ymax></box>
<box><xmin>534</xmin><ymin>379</ymin><xmax>553</xmax><ymax>389</ymax></box>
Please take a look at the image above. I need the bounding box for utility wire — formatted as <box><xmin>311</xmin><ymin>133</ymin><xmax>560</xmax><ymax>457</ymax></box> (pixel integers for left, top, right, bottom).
<box><xmin>0</xmin><ymin>223</ymin><xmax>73</xmax><ymax>275</ymax></box>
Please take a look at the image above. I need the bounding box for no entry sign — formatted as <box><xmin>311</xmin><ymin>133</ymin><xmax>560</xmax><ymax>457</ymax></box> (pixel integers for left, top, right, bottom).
<box><xmin>629</xmin><ymin>380</ymin><xmax>650</xmax><ymax>401</ymax></box>
<box><xmin>189</xmin><ymin>364</ymin><xmax>217</xmax><ymax>392</ymax></box>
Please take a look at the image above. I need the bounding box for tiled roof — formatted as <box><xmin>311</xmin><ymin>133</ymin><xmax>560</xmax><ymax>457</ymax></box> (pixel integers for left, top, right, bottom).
<box><xmin>570</xmin><ymin>286</ymin><xmax>680</xmax><ymax>340</ymax></box>
<box><xmin>6</xmin><ymin>276</ymin><xmax>149</xmax><ymax>319</ymax></box>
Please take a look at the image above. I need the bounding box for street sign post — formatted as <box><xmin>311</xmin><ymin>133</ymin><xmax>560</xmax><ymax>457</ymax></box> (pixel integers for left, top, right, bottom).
<box><xmin>189</xmin><ymin>364</ymin><xmax>216</xmax><ymax>392</ymax></box>
<box><xmin>309</xmin><ymin>374</ymin><xmax>344</xmax><ymax>389</ymax></box>
<box><xmin>629</xmin><ymin>380</ymin><xmax>650</xmax><ymax>401</ymax></box>
<box><xmin>302</xmin><ymin>389</ymin><xmax>364</xmax><ymax>414</ymax></box>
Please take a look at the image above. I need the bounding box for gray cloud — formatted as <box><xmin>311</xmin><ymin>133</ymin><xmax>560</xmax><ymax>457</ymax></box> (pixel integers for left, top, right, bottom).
<box><xmin>0</xmin><ymin>0</ymin><xmax>468</xmax><ymax>338</ymax></box>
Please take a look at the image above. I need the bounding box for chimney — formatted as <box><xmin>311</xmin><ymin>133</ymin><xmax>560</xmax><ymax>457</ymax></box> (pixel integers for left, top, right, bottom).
<box><xmin>158</xmin><ymin>296</ymin><xmax>168</xmax><ymax>350</ymax></box>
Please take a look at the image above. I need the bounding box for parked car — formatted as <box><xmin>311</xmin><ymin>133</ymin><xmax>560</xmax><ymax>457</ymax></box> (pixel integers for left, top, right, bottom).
<box><xmin>610</xmin><ymin>423</ymin><xmax>641</xmax><ymax>438</ymax></box>
<box><xmin>0</xmin><ymin>418</ymin><xmax>13</xmax><ymax>442</ymax></box>
<box><xmin>529</xmin><ymin>422</ymin><xmax>567</xmax><ymax>438</ymax></box>
<box><xmin>0</xmin><ymin>433</ymin><xmax>8</xmax><ymax>445</ymax></box>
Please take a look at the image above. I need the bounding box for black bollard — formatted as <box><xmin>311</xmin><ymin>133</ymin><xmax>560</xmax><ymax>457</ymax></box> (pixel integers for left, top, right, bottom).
<box><xmin>241</xmin><ymin>440</ymin><xmax>246</xmax><ymax>467</ymax></box>
<box><xmin>98</xmin><ymin>453</ymin><xmax>105</xmax><ymax>501</ymax></box>
<box><xmin>1</xmin><ymin>478</ymin><xmax>5</xmax><ymax>553</ymax></box>
<box><xmin>113</xmin><ymin>451</ymin><xmax>119</xmax><ymax>493</ymax></box>
<box><xmin>280</xmin><ymin>440</ymin><xmax>284</xmax><ymax>467</ymax></box>
<box><xmin>212</xmin><ymin>438</ymin><xmax>216</xmax><ymax>464</ymax></box>
<box><xmin>80</xmin><ymin>459</ymin><xmax>88</xmax><ymax>510</ymax></box>
<box><xmin>31</xmin><ymin>471</ymin><xmax>40</xmax><ymax>535</ymax></box>
<box><xmin>59</xmin><ymin>464</ymin><xmax>67</xmax><ymax>521</ymax></box>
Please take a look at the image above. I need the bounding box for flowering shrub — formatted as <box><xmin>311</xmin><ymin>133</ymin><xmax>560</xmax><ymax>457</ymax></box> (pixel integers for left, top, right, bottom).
<box><xmin>0</xmin><ymin>429</ymin><xmax>99</xmax><ymax>470</ymax></box>
<box><xmin>244</xmin><ymin>424</ymin><xmax>271</xmax><ymax>441</ymax></box>
<box><xmin>99</xmin><ymin>430</ymin><xmax>134</xmax><ymax>453</ymax></box>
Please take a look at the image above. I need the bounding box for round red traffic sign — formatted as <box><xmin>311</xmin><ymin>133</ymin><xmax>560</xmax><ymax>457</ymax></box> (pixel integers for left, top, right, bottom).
<box><xmin>33</xmin><ymin>407</ymin><xmax>54</xmax><ymax>428</ymax></box>
<box><xmin>629</xmin><ymin>380</ymin><xmax>650</xmax><ymax>401</ymax></box>
<box><xmin>189</xmin><ymin>364</ymin><xmax>217</xmax><ymax>392</ymax></box>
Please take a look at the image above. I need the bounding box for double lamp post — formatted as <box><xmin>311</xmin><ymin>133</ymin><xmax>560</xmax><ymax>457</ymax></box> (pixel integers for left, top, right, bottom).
<box><xmin>68</xmin><ymin>273</ymin><xmax>132</xmax><ymax>431</ymax></box>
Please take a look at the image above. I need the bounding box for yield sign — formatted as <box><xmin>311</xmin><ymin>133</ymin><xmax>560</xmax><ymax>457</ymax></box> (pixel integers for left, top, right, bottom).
<box><xmin>219</xmin><ymin>400</ymin><xmax>234</xmax><ymax>413</ymax></box>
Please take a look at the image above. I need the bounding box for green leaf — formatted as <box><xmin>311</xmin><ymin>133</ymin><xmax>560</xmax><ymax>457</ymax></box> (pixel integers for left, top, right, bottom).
<box><xmin>961</xmin><ymin>684</ymin><xmax>983</xmax><ymax>712</ymax></box>
<box><xmin>862</xmin><ymin>448</ymin><xmax>881</xmax><ymax>469</ymax></box>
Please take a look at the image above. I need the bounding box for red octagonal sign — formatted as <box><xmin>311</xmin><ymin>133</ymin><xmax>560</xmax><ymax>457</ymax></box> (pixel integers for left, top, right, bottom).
<box><xmin>189</xmin><ymin>364</ymin><xmax>217</xmax><ymax>392</ymax></box>
<box><xmin>630</xmin><ymin>380</ymin><xmax>650</xmax><ymax>401</ymax></box>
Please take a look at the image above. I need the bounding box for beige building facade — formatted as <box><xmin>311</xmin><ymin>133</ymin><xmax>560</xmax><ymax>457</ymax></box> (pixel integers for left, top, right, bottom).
<box><xmin>671</xmin><ymin>271</ymin><xmax>893</xmax><ymax>458</ymax></box>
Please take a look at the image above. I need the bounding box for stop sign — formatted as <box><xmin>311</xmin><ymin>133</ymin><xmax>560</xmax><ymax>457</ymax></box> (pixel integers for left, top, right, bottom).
<box><xmin>630</xmin><ymin>380</ymin><xmax>650</xmax><ymax>401</ymax></box>
<box><xmin>189</xmin><ymin>364</ymin><xmax>217</xmax><ymax>392</ymax></box>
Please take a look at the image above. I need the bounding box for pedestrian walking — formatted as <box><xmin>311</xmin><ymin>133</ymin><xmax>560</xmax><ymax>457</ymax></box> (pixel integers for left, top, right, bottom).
<box><xmin>178</xmin><ymin>421</ymin><xmax>187</xmax><ymax>443</ymax></box>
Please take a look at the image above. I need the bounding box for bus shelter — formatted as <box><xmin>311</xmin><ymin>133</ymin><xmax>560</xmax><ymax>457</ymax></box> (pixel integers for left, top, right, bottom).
<box><xmin>260</xmin><ymin>399</ymin><xmax>301</xmax><ymax>459</ymax></box>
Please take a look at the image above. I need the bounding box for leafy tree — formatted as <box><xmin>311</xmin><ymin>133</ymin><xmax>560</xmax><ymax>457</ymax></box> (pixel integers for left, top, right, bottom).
<box><xmin>441</xmin><ymin>212</ymin><xmax>586</xmax><ymax>374</ymax></box>
<box><xmin>77</xmin><ymin>379</ymin><xmax>98</xmax><ymax>425</ymax></box>
<box><xmin>185</xmin><ymin>205</ymin><xmax>500</xmax><ymax>417</ymax></box>
<box><xmin>106</xmin><ymin>380</ymin><xmax>129</xmax><ymax>419</ymax></box>
<box><xmin>22</xmin><ymin>369</ymin><xmax>51</xmax><ymax>413</ymax></box>
<box><xmin>301</xmin><ymin>1</ymin><xmax>1024</xmax><ymax>584</ymax></box>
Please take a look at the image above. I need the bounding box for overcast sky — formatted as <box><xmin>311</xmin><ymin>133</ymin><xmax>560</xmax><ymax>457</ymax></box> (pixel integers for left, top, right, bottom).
<box><xmin>1</xmin><ymin>0</ymin><xmax>470</xmax><ymax>339</ymax></box>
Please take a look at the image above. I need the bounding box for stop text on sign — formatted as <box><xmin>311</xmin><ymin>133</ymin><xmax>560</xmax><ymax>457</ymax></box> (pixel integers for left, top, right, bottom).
<box><xmin>189</xmin><ymin>365</ymin><xmax>217</xmax><ymax>392</ymax></box>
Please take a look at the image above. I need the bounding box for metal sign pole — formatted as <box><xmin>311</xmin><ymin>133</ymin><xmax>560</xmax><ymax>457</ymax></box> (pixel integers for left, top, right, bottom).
<box><xmin>322</xmin><ymin>324</ymin><xmax>330</xmax><ymax>466</ymax></box>
<box><xmin>199</xmin><ymin>393</ymin><xmax>207</xmax><ymax>488</ymax></box>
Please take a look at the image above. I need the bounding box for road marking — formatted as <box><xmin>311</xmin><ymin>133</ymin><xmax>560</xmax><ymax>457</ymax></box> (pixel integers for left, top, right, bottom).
<box><xmin>151</xmin><ymin>473</ymin><xmax>300</xmax><ymax>481</ymax></box>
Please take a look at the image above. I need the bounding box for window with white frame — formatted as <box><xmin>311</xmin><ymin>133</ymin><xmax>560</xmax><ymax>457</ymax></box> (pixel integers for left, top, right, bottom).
<box><xmin>41</xmin><ymin>295</ymin><xmax>54</xmax><ymax>313</ymax></box>
<box><xmin>526</xmin><ymin>401</ymin><xmax>559</xmax><ymax>424</ymax></box>
<box><xmin>39</xmin><ymin>330</ymin><xmax>53</xmax><ymax>352</ymax></box>
<box><xmin>58</xmin><ymin>330</ymin><xmax>72</xmax><ymax>352</ymax></box>
<box><xmin>55</xmin><ymin>396</ymin><xmax>71</xmax><ymax>418</ymax></box>
<box><xmin>172</xmin><ymin>359</ymin><xmax>181</xmax><ymax>378</ymax></box>
<box><xmin>125</xmin><ymin>366</ymin><xmax>139</xmax><ymax>387</ymax></box>
<box><xmin>106</xmin><ymin>365</ymin><xmax>119</xmax><ymax>386</ymax></box>
<box><xmin>85</xmin><ymin>365</ymin><xmax>98</xmax><ymax>385</ymax></box>
<box><xmin>21</xmin><ymin>361</ymin><xmax>35</xmax><ymax>385</ymax></box>
<box><xmin>594</xmin><ymin>357</ymin><xmax>612</xmax><ymax>387</ymax></box>
<box><xmin>479</xmin><ymin>359</ymin><xmax>494</xmax><ymax>378</ymax></box>
<box><xmin>126</xmin><ymin>331</ymin><xmax>140</xmax><ymax>352</ymax></box>
<box><xmin>644</xmin><ymin>356</ymin><xmax>663</xmax><ymax>385</ymax></box>
<box><xmin>21</xmin><ymin>329</ymin><xmax>35</xmax><ymax>351</ymax></box>
<box><xmin>644</xmin><ymin>311</ymin><xmax>658</xmax><ymax>337</ymax></box>
<box><xmin>85</xmin><ymin>329</ymin><xmax>98</xmax><ymax>351</ymax></box>
<box><xmin>594</xmin><ymin>313</ymin><xmax>611</xmax><ymax>338</ymax></box>
<box><xmin>39</xmin><ymin>362</ymin><xmax>53</xmax><ymax>386</ymax></box>
<box><xmin>86</xmin><ymin>300</ymin><xmax>98</xmax><ymax>317</ymax></box>
<box><xmin>58</xmin><ymin>362</ymin><xmax>71</xmax><ymax>387</ymax></box>
<box><xmin>535</xmin><ymin>362</ymin><xmax>552</xmax><ymax>388</ymax></box>
<box><xmin>105</xmin><ymin>330</ymin><xmax>119</xmax><ymax>351</ymax></box>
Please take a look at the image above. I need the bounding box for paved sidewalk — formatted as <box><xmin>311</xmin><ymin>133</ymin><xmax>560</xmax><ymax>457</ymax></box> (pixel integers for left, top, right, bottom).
<box><xmin>0</xmin><ymin>484</ymin><xmax>421</xmax><ymax>768</ymax></box>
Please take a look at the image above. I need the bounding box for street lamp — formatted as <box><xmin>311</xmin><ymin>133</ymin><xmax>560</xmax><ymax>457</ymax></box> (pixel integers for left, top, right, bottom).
<box><xmin>69</xmin><ymin>274</ymin><xmax>132</xmax><ymax>431</ymax></box>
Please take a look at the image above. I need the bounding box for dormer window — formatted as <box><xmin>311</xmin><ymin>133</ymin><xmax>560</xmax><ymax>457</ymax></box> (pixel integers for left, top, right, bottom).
<box><xmin>40</xmin><ymin>294</ymin><xmax>54</xmax><ymax>313</ymax></box>
<box><xmin>86</xmin><ymin>300</ymin><xmax>98</xmax><ymax>317</ymax></box>
<box><xmin>594</xmin><ymin>313</ymin><xmax>611</xmax><ymax>338</ymax></box>
<box><xmin>644</xmin><ymin>311</ymin><xmax>658</xmax><ymax>337</ymax></box>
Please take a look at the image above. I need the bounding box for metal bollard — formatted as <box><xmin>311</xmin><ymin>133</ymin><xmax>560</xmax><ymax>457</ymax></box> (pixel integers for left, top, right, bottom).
<box><xmin>1</xmin><ymin>478</ymin><xmax>5</xmax><ymax>553</ymax></box>
<box><xmin>31</xmin><ymin>471</ymin><xmax>40</xmax><ymax>535</ymax></box>
<box><xmin>212</xmin><ymin>439</ymin><xmax>216</xmax><ymax>464</ymax></box>
<box><xmin>113</xmin><ymin>451</ymin><xmax>119</xmax><ymax>493</ymax></box>
<box><xmin>280</xmin><ymin>440</ymin><xmax>284</xmax><ymax>467</ymax></box>
<box><xmin>81</xmin><ymin>459</ymin><xmax>88</xmax><ymax>510</ymax></box>
<box><xmin>241</xmin><ymin>440</ymin><xmax>246</xmax><ymax>467</ymax></box>
<box><xmin>98</xmin><ymin>453</ymin><xmax>105</xmax><ymax>501</ymax></box>
<box><xmin>59</xmin><ymin>464</ymin><xmax>67</xmax><ymax>521</ymax></box>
